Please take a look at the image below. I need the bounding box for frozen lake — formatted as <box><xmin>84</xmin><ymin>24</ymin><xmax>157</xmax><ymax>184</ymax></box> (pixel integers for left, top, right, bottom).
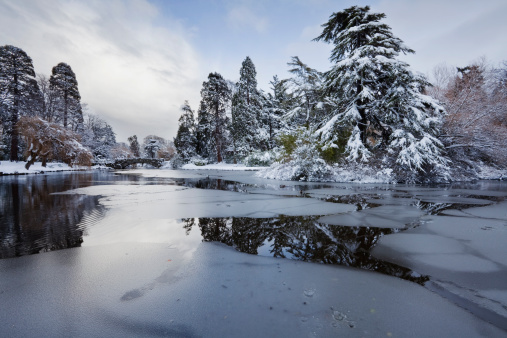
<box><xmin>1</xmin><ymin>169</ymin><xmax>506</xmax><ymax>337</ymax></box>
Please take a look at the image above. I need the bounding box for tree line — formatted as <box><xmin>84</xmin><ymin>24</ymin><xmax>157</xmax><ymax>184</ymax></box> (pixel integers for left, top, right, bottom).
<box><xmin>173</xmin><ymin>6</ymin><xmax>507</xmax><ymax>182</ymax></box>
<box><xmin>0</xmin><ymin>45</ymin><xmax>177</xmax><ymax>169</ymax></box>
<box><xmin>0</xmin><ymin>45</ymin><xmax>118</xmax><ymax>168</ymax></box>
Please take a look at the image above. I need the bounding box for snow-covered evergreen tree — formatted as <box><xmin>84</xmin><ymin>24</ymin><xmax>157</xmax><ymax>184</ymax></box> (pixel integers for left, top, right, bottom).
<box><xmin>0</xmin><ymin>45</ymin><xmax>40</xmax><ymax>161</ymax></box>
<box><xmin>82</xmin><ymin>113</ymin><xmax>117</xmax><ymax>160</ymax></box>
<box><xmin>195</xmin><ymin>100</ymin><xmax>212</xmax><ymax>160</ymax></box>
<box><xmin>174</xmin><ymin>100</ymin><xmax>197</xmax><ymax>162</ymax></box>
<box><xmin>231</xmin><ymin>57</ymin><xmax>265</xmax><ymax>161</ymax></box>
<box><xmin>285</xmin><ymin>56</ymin><xmax>324</xmax><ymax>129</ymax></box>
<box><xmin>196</xmin><ymin>72</ymin><xmax>231</xmax><ymax>163</ymax></box>
<box><xmin>314</xmin><ymin>6</ymin><xmax>448</xmax><ymax>177</ymax></box>
<box><xmin>128</xmin><ymin>135</ymin><xmax>141</xmax><ymax>157</ymax></box>
<box><xmin>49</xmin><ymin>62</ymin><xmax>83</xmax><ymax>133</ymax></box>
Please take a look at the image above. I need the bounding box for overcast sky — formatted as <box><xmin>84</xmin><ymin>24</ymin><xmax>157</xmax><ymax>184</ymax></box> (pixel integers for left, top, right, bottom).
<box><xmin>1</xmin><ymin>0</ymin><xmax>506</xmax><ymax>143</ymax></box>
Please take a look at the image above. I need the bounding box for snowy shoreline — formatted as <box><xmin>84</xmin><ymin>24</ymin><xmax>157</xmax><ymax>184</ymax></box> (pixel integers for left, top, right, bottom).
<box><xmin>0</xmin><ymin>161</ymin><xmax>92</xmax><ymax>176</ymax></box>
<box><xmin>2</xmin><ymin>160</ymin><xmax>505</xmax><ymax>183</ymax></box>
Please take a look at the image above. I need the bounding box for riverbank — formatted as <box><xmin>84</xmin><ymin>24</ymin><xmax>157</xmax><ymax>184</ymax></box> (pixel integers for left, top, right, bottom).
<box><xmin>0</xmin><ymin>161</ymin><xmax>95</xmax><ymax>176</ymax></box>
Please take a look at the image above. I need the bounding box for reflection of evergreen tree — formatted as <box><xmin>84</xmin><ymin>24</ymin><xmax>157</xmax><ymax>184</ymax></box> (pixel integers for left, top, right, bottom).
<box><xmin>185</xmin><ymin>215</ymin><xmax>428</xmax><ymax>285</ymax></box>
<box><xmin>231</xmin><ymin>218</ymin><xmax>267</xmax><ymax>255</ymax></box>
<box><xmin>198</xmin><ymin>218</ymin><xmax>233</xmax><ymax>247</ymax></box>
<box><xmin>0</xmin><ymin>173</ymin><xmax>107</xmax><ymax>259</ymax></box>
<box><xmin>181</xmin><ymin>218</ymin><xmax>195</xmax><ymax>235</ymax></box>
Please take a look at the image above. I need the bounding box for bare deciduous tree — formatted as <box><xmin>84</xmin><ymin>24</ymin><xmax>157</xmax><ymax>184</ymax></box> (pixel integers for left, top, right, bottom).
<box><xmin>17</xmin><ymin>116</ymin><xmax>92</xmax><ymax>169</ymax></box>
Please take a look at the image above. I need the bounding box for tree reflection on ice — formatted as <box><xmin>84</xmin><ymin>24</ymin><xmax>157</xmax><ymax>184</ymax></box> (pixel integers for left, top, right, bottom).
<box><xmin>182</xmin><ymin>216</ymin><xmax>429</xmax><ymax>285</ymax></box>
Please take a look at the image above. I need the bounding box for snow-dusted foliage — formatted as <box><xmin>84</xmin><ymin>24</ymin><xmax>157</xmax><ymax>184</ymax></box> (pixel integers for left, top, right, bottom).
<box><xmin>49</xmin><ymin>62</ymin><xmax>83</xmax><ymax>132</ymax></box>
<box><xmin>243</xmin><ymin>150</ymin><xmax>277</xmax><ymax>167</ymax></box>
<box><xmin>285</xmin><ymin>56</ymin><xmax>325</xmax><ymax>128</ymax></box>
<box><xmin>431</xmin><ymin>61</ymin><xmax>507</xmax><ymax>172</ymax></box>
<box><xmin>81</xmin><ymin>112</ymin><xmax>116</xmax><ymax>160</ymax></box>
<box><xmin>128</xmin><ymin>135</ymin><xmax>141</xmax><ymax>157</ymax></box>
<box><xmin>267</xmin><ymin>128</ymin><xmax>334</xmax><ymax>181</ymax></box>
<box><xmin>0</xmin><ymin>45</ymin><xmax>40</xmax><ymax>161</ymax></box>
<box><xmin>142</xmin><ymin>135</ymin><xmax>174</xmax><ymax>160</ymax></box>
<box><xmin>17</xmin><ymin>116</ymin><xmax>92</xmax><ymax>169</ymax></box>
<box><xmin>262</xmin><ymin>76</ymin><xmax>291</xmax><ymax>149</ymax></box>
<box><xmin>231</xmin><ymin>57</ymin><xmax>265</xmax><ymax>161</ymax></box>
<box><xmin>109</xmin><ymin>142</ymin><xmax>133</xmax><ymax>160</ymax></box>
<box><xmin>196</xmin><ymin>72</ymin><xmax>231</xmax><ymax>163</ymax></box>
<box><xmin>174</xmin><ymin>101</ymin><xmax>197</xmax><ymax>163</ymax></box>
<box><xmin>313</xmin><ymin>6</ymin><xmax>448</xmax><ymax>179</ymax></box>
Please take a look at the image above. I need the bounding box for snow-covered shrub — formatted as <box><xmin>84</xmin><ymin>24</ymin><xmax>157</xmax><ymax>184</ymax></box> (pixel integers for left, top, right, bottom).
<box><xmin>244</xmin><ymin>150</ymin><xmax>276</xmax><ymax>167</ymax></box>
<box><xmin>190</xmin><ymin>156</ymin><xmax>208</xmax><ymax>166</ymax></box>
<box><xmin>263</xmin><ymin>128</ymin><xmax>334</xmax><ymax>181</ymax></box>
<box><xmin>17</xmin><ymin>116</ymin><xmax>92</xmax><ymax>170</ymax></box>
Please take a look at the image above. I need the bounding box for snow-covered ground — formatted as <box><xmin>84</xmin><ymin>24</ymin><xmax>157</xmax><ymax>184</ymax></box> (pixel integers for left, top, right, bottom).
<box><xmin>1</xmin><ymin>241</ymin><xmax>503</xmax><ymax>337</ymax></box>
<box><xmin>0</xmin><ymin>160</ymin><xmax>87</xmax><ymax>175</ymax></box>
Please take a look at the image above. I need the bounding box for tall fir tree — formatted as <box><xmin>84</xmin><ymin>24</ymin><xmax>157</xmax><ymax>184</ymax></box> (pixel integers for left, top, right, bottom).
<box><xmin>0</xmin><ymin>45</ymin><xmax>40</xmax><ymax>161</ymax></box>
<box><xmin>197</xmin><ymin>72</ymin><xmax>231</xmax><ymax>162</ymax></box>
<box><xmin>49</xmin><ymin>62</ymin><xmax>83</xmax><ymax>132</ymax></box>
<box><xmin>314</xmin><ymin>6</ymin><xmax>447</xmax><ymax>175</ymax></box>
<box><xmin>263</xmin><ymin>76</ymin><xmax>293</xmax><ymax>149</ymax></box>
<box><xmin>174</xmin><ymin>100</ymin><xmax>197</xmax><ymax>162</ymax></box>
<box><xmin>231</xmin><ymin>57</ymin><xmax>265</xmax><ymax>161</ymax></box>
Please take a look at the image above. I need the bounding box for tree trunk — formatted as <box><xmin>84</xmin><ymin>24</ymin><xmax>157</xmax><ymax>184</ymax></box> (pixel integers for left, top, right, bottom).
<box><xmin>10</xmin><ymin>73</ymin><xmax>19</xmax><ymax>162</ymax></box>
<box><xmin>215</xmin><ymin>102</ymin><xmax>222</xmax><ymax>162</ymax></box>
<box><xmin>356</xmin><ymin>83</ymin><xmax>368</xmax><ymax>144</ymax></box>
<box><xmin>63</xmin><ymin>91</ymin><xmax>68</xmax><ymax>128</ymax></box>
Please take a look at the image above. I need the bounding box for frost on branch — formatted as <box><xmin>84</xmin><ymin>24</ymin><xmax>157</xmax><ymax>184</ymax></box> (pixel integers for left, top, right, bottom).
<box><xmin>17</xmin><ymin>116</ymin><xmax>92</xmax><ymax>170</ymax></box>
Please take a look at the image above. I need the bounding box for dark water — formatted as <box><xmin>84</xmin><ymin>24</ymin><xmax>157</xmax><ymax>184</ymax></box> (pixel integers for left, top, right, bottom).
<box><xmin>0</xmin><ymin>171</ymin><xmax>155</xmax><ymax>259</ymax></box>
<box><xmin>182</xmin><ymin>216</ymin><xmax>428</xmax><ymax>285</ymax></box>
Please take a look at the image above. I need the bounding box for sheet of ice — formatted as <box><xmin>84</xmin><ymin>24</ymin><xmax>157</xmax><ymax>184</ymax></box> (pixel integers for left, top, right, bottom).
<box><xmin>447</xmin><ymin>189</ymin><xmax>507</xmax><ymax>197</ymax></box>
<box><xmin>365</xmin><ymin>197</ymin><xmax>416</xmax><ymax>205</ymax></box>
<box><xmin>0</xmin><ymin>242</ymin><xmax>503</xmax><ymax>337</ymax></box>
<box><xmin>318</xmin><ymin>205</ymin><xmax>425</xmax><ymax>228</ymax></box>
<box><xmin>458</xmin><ymin>201</ymin><xmax>507</xmax><ymax>220</ymax></box>
<box><xmin>372</xmin><ymin>212</ymin><xmax>507</xmax><ymax>323</ymax></box>
<box><xmin>305</xmin><ymin>188</ymin><xmax>359</xmax><ymax>196</ymax></box>
<box><xmin>423</xmin><ymin>216</ymin><xmax>507</xmax><ymax>266</ymax></box>
<box><xmin>415</xmin><ymin>196</ymin><xmax>492</xmax><ymax>205</ymax></box>
<box><xmin>62</xmin><ymin>184</ymin><xmax>357</xmax><ymax>218</ymax></box>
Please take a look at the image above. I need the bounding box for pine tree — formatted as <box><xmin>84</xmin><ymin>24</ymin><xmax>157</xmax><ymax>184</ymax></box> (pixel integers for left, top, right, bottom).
<box><xmin>49</xmin><ymin>62</ymin><xmax>83</xmax><ymax>132</ymax></box>
<box><xmin>231</xmin><ymin>57</ymin><xmax>264</xmax><ymax>161</ymax></box>
<box><xmin>286</xmin><ymin>56</ymin><xmax>324</xmax><ymax>129</ymax></box>
<box><xmin>314</xmin><ymin>6</ymin><xmax>447</xmax><ymax>174</ymax></box>
<box><xmin>0</xmin><ymin>45</ymin><xmax>40</xmax><ymax>161</ymax></box>
<box><xmin>174</xmin><ymin>101</ymin><xmax>197</xmax><ymax>162</ymax></box>
<box><xmin>128</xmin><ymin>135</ymin><xmax>140</xmax><ymax>157</ymax></box>
<box><xmin>197</xmin><ymin>72</ymin><xmax>231</xmax><ymax>163</ymax></box>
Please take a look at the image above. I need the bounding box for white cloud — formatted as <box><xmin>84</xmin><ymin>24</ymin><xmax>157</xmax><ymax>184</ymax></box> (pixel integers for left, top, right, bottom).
<box><xmin>374</xmin><ymin>0</ymin><xmax>507</xmax><ymax>74</ymax></box>
<box><xmin>227</xmin><ymin>5</ymin><xmax>268</xmax><ymax>33</ymax></box>
<box><xmin>0</xmin><ymin>0</ymin><xmax>202</xmax><ymax>142</ymax></box>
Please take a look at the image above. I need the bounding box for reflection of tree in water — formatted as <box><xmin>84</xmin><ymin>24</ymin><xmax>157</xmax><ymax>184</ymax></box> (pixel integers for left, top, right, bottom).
<box><xmin>185</xmin><ymin>216</ymin><xmax>428</xmax><ymax>285</ymax></box>
<box><xmin>0</xmin><ymin>173</ymin><xmax>103</xmax><ymax>259</ymax></box>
